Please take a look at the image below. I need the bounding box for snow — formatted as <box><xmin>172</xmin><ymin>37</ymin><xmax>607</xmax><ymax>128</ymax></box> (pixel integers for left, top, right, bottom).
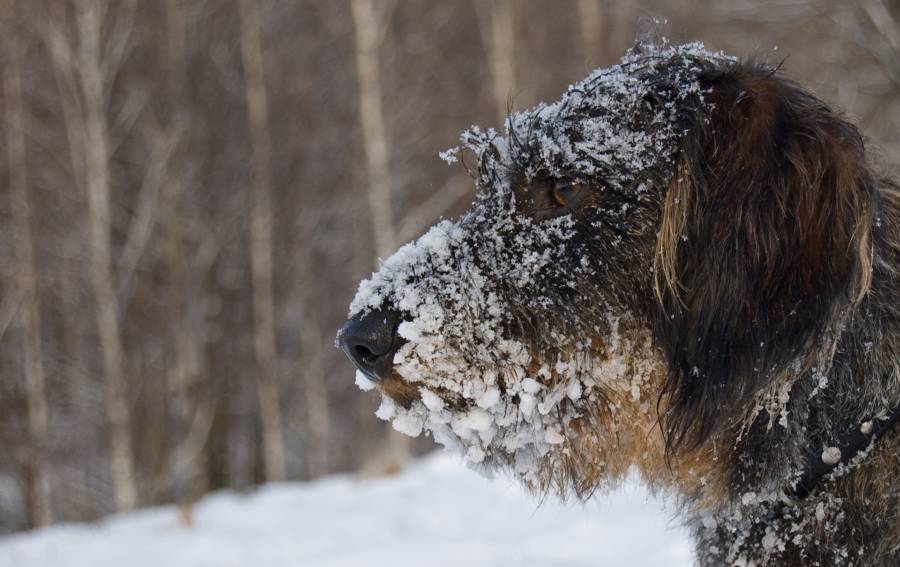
<box><xmin>354</xmin><ymin>370</ymin><xmax>376</xmax><ymax>392</ymax></box>
<box><xmin>821</xmin><ymin>446</ymin><xmax>842</xmax><ymax>465</ymax></box>
<box><xmin>0</xmin><ymin>453</ymin><xmax>693</xmax><ymax>567</ymax></box>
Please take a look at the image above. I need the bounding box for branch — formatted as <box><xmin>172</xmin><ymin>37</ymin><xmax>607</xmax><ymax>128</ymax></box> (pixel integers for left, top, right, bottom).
<box><xmin>827</xmin><ymin>3</ymin><xmax>900</xmax><ymax>90</ymax></box>
<box><xmin>192</xmin><ymin>199</ymin><xmax>247</xmax><ymax>279</ymax></box>
<box><xmin>861</xmin><ymin>0</ymin><xmax>900</xmax><ymax>53</ymax></box>
<box><xmin>0</xmin><ymin>292</ymin><xmax>19</xmax><ymax>345</ymax></box>
<box><xmin>116</xmin><ymin>123</ymin><xmax>183</xmax><ymax>309</ymax></box>
<box><xmin>101</xmin><ymin>0</ymin><xmax>139</xmax><ymax>99</ymax></box>
<box><xmin>374</xmin><ymin>0</ymin><xmax>399</xmax><ymax>46</ymax></box>
<box><xmin>109</xmin><ymin>85</ymin><xmax>151</xmax><ymax>155</ymax></box>
<box><xmin>151</xmin><ymin>396</ymin><xmax>217</xmax><ymax>498</ymax></box>
<box><xmin>44</xmin><ymin>5</ymin><xmax>87</xmax><ymax>193</ymax></box>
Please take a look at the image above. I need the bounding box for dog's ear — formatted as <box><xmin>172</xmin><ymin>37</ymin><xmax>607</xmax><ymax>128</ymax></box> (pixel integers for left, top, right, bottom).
<box><xmin>652</xmin><ymin>63</ymin><xmax>875</xmax><ymax>455</ymax></box>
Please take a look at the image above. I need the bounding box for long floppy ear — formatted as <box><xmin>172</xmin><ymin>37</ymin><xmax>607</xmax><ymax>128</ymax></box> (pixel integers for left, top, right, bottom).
<box><xmin>653</xmin><ymin>62</ymin><xmax>875</xmax><ymax>455</ymax></box>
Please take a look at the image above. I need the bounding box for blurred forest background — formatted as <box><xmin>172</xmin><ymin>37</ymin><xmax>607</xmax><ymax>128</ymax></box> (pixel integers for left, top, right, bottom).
<box><xmin>0</xmin><ymin>0</ymin><xmax>898</xmax><ymax>533</ymax></box>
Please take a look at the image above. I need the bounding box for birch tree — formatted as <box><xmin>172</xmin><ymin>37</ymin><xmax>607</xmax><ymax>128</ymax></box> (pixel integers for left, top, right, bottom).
<box><xmin>69</xmin><ymin>0</ymin><xmax>139</xmax><ymax>510</ymax></box>
<box><xmin>294</xmin><ymin>243</ymin><xmax>331</xmax><ymax>478</ymax></box>
<box><xmin>238</xmin><ymin>0</ymin><xmax>288</xmax><ymax>482</ymax></box>
<box><xmin>478</xmin><ymin>0</ymin><xmax>517</xmax><ymax>125</ymax></box>
<box><xmin>351</xmin><ymin>0</ymin><xmax>412</xmax><ymax>470</ymax></box>
<box><xmin>578</xmin><ymin>0</ymin><xmax>605</xmax><ymax>64</ymax></box>
<box><xmin>158</xmin><ymin>0</ymin><xmax>216</xmax><ymax>502</ymax></box>
<box><xmin>5</xmin><ymin>0</ymin><xmax>51</xmax><ymax>527</ymax></box>
<box><xmin>351</xmin><ymin>0</ymin><xmax>397</xmax><ymax>259</ymax></box>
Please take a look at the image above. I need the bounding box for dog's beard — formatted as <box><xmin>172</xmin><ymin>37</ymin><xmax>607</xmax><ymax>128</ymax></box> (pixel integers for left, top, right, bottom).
<box><xmin>349</xmin><ymin>202</ymin><xmax>661</xmax><ymax>483</ymax></box>
<box><xmin>349</xmin><ymin>195</ymin><xmax>584</xmax><ymax>477</ymax></box>
<box><xmin>369</xmin><ymin>312</ymin><xmax>662</xmax><ymax>486</ymax></box>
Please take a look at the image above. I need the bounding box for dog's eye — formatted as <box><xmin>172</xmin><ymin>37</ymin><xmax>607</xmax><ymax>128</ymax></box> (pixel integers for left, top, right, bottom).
<box><xmin>551</xmin><ymin>179</ymin><xmax>583</xmax><ymax>208</ymax></box>
<box><xmin>515</xmin><ymin>177</ymin><xmax>589</xmax><ymax>220</ymax></box>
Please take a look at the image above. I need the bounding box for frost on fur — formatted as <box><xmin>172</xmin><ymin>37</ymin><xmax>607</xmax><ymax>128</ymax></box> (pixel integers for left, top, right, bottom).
<box><xmin>346</xmin><ymin>41</ymin><xmax>731</xmax><ymax>487</ymax></box>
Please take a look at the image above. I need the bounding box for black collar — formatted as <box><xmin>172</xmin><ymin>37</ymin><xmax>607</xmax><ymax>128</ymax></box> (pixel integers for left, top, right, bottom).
<box><xmin>789</xmin><ymin>405</ymin><xmax>900</xmax><ymax>500</ymax></box>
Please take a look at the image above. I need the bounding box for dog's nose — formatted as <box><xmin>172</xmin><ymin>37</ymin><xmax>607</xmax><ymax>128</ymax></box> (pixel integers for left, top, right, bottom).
<box><xmin>337</xmin><ymin>308</ymin><xmax>401</xmax><ymax>382</ymax></box>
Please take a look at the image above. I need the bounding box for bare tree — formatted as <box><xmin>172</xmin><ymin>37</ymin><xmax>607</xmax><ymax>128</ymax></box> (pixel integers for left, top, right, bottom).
<box><xmin>351</xmin><ymin>0</ymin><xmax>397</xmax><ymax>259</ymax></box>
<box><xmin>238</xmin><ymin>0</ymin><xmax>288</xmax><ymax>482</ymax></box>
<box><xmin>578</xmin><ymin>0</ymin><xmax>606</xmax><ymax>64</ymax></box>
<box><xmin>4</xmin><ymin>0</ymin><xmax>52</xmax><ymax>528</ymax></box>
<box><xmin>351</xmin><ymin>0</ymin><xmax>413</xmax><ymax>471</ymax></box>
<box><xmin>157</xmin><ymin>0</ymin><xmax>216</xmax><ymax>503</ymax></box>
<box><xmin>854</xmin><ymin>0</ymin><xmax>900</xmax><ymax>82</ymax></box>
<box><xmin>477</xmin><ymin>0</ymin><xmax>517</xmax><ymax>125</ymax></box>
<box><xmin>67</xmin><ymin>0</ymin><xmax>139</xmax><ymax>510</ymax></box>
<box><xmin>294</xmin><ymin>244</ymin><xmax>331</xmax><ymax>478</ymax></box>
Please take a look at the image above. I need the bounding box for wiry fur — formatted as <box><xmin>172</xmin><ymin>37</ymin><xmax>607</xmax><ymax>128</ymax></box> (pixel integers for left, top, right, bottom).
<box><xmin>651</xmin><ymin>61</ymin><xmax>900</xmax><ymax>565</ymax></box>
<box><xmin>342</xmin><ymin>44</ymin><xmax>900</xmax><ymax>565</ymax></box>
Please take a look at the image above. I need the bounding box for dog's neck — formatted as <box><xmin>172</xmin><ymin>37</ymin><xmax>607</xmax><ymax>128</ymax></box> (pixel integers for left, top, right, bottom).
<box><xmin>802</xmin><ymin>255</ymin><xmax>900</xmax><ymax>479</ymax></box>
<box><xmin>815</xmin><ymin>180</ymin><xmax>900</xmax><ymax>462</ymax></box>
<box><xmin>686</xmin><ymin>258</ymin><xmax>900</xmax><ymax>564</ymax></box>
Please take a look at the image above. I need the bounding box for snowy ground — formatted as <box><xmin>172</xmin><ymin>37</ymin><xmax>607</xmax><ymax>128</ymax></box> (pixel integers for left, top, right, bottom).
<box><xmin>0</xmin><ymin>453</ymin><xmax>693</xmax><ymax>567</ymax></box>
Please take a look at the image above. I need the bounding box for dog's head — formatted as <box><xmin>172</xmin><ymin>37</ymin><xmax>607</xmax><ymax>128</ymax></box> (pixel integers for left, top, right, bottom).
<box><xmin>337</xmin><ymin>42</ymin><xmax>875</xmax><ymax>494</ymax></box>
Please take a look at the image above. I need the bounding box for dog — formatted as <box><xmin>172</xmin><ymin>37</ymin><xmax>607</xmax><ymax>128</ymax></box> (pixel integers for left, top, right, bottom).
<box><xmin>337</xmin><ymin>41</ymin><xmax>900</xmax><ymax>565</ymax></box>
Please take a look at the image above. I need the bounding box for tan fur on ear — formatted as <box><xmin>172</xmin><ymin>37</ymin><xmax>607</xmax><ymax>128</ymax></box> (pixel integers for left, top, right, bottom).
<box><xmin>653</xmin><ymin>164</ymin><xmax>691</xmax><ymax>308</ymax></box>
<box><xmin>831</xmin><ymin>138</ymin><xmax>875</xmax><ymax>306</ymax></box>
<box><xmin>852</xmin><ymin>211</ymin><xmax>873</xmax><ymax>304</ymax></box>
<box><xmin>651</xmin><ymin>63</ymin><xmax>882</xmax><ymax>459</ymax></box>
<box><xmin>848</xmin><ymin>167</ymin><xmax>875</xmax><ymax>305</ymax></box>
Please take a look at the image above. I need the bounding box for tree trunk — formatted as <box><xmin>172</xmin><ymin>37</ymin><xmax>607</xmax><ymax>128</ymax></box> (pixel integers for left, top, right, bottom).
<box><xmin>237</xmin><ymin>0</ymin><xmax>288</xmax><ymax>482</ymax></box>
<box><xmin>350</xmin><ymin>0</ymin><xmax>412</xmax><ymax>472</ymax></box>
<box><xmin>300</xmin><ymin>309</ymin><xmax>330</xmax><ymax>478</ymax></box>
<box><xmin>293</xmin><ymin>242</ymin><xmax>331</xmax><ymax>478</ymax></box>
<box><xmin>4</xmin><ymin>0</ymin><xmax>52</xmax><ymax>527</ymax></box>
<box><xmin>577</xmin><ymin>0</ymin><xmax>605</xmax><ymax>64</ymax></box>
<box><xmin>479</xmin><ymin>0</ymin><xmax>516</xmax><ymax>126</ymax></box>
<box><xmin>161</xmin><ymin>0</ymin><xmax>213</xmax><ymax>502</ymax></box>
<box><xmin>351</xmin><ymin>0</ymin><xmax>397</xmax><ymax>260</ymax></box>
<box><xmin>75</xmin><ymin>0</ymin><xmax>139</xmax><ymax>511</ymax></box>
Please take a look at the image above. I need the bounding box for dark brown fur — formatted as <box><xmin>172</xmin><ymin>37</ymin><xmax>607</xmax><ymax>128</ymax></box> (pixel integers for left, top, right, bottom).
<box><xmin>523</xmin><ymin>61</ymin><xmax>900</xmax><ymax>564</ymax></box>
<box><xmin>649</xmin><ymin>62</ymin><xmax>899</xmax><ymax>565</ymax></box>
<box><xmin>358</xmin><ymin>55</ymin><xmax>900</xmax><ymax>565</ymax></box>
<box><xmin>655</xmin><ymin>64</ymin><xmax>876</xmax><ymax>456</ymax></box>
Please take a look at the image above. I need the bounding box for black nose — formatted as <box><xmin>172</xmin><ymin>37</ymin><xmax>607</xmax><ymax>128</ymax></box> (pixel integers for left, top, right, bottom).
<box><xmin>337</xmin><ymin>308</ymin><xmax>401</xmax><ymax>382</ymax></box>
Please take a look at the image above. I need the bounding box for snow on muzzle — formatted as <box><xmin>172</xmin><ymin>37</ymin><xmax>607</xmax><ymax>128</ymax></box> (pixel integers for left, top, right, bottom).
<box><xmin>338</xmin><ymin>186</ymin><xmax>616</xmax><ymax>482</ymax></box>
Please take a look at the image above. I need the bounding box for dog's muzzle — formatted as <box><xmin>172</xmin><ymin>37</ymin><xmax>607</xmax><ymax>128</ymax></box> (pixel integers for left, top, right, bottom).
<box><xmin>337</xmin><ymin>308</ymin><xmax>402</xmax><ymax>382</ymax></box>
